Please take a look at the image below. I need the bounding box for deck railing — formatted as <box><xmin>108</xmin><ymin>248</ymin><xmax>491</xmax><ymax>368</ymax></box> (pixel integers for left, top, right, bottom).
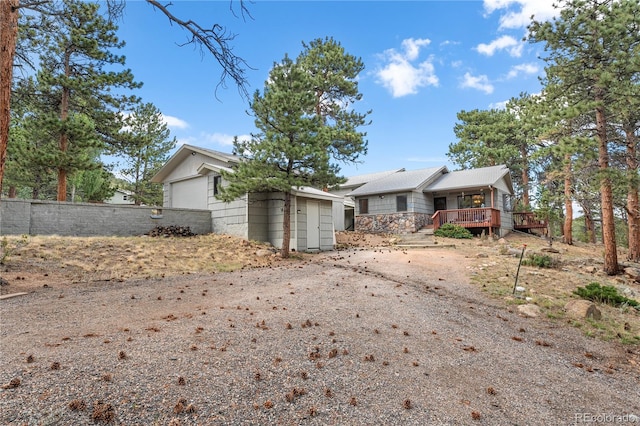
<box><xmin>432</xmin><ymin>208</ymin><xmax>501</xmax><ymax>232</ymax></box>
<box><xmin>513</xmin><ymin>212</ymin><xmax>547</xmax><ymax>230</ymax></box>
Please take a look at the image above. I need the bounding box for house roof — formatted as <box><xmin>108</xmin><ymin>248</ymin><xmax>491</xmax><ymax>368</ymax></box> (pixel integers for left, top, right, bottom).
<box><xmin>427</xmin><ymin>165</ymin><xmax>513</xmax><ymax>194</ymax></box>
<box><xmin>150</xmin><ymin>144</ymin><xmax>240</xmax><ymax>183</ymax></box>
<box><xmin>347</xmin><ymin>166</ymin><xmax>447</xmax><ymax>197</ymax></box>
<box><xmin>339</xmin><ymin>168</ymin><xmax>405</xmax><ymax>189</ymax></box>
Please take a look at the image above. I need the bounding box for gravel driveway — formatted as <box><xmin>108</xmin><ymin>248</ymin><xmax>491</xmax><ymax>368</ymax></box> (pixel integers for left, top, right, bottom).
<box><xmin>1</xmin><ymin>246</ymin><xmax>639</xmax><ymax>425</ymax></box>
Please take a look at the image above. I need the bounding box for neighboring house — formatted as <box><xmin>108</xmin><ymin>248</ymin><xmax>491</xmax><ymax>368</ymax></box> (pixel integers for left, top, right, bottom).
<box><xmin>344</xmin><ymin>164</ymin><xmax>516</xmax><ymax>237</ymax></box>
<box><xmin>150</xmin><ymin>144</ymin><xmax>342</xmax><ymax>251</ymax></box>
<box><xmin>105</xmin><ymin>189</ymin><xmax>135</xmax><ymax>205</ymax></box>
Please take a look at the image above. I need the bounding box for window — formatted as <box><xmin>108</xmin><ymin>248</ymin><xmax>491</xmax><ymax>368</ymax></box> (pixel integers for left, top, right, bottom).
<box><xmin>396</xmin><ymin>195</ymin><xmax>407</xmax><ymax>212</ymax></box>
<box><xmin>358</xmin><ymin>198</ymin><xmax>369</xmax><ymax>214</ymax></box>
<box><xmin>457</xmin><ymin>194</ymin><xmax>485</xmax><ymax>209</ymax></box>
<box><xmin>213</xmin><ymin>175</ymin><xmax>222</xmax><ymax>195</ymax></box>
<box><xmin>503</xmin><ymin>194</ymin><xmax>513</xmax><ymax>212</ymax></box>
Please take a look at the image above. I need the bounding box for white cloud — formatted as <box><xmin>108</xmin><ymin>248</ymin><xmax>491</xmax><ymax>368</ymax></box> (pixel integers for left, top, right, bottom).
<box><xmin>162</xmin><ymin>115</ymin><xmax>189</xmax><ymax>129</ymax></box>
<box><xmin>483</xmin><ymin>0</ymin><xmax>558</xmax><ymax>29</ymax></box>
<box><xmin>476</xmin><ymin>35</ymin><xmax>523</xmax><ymax>57</ymax></box>
<box><xmin>203</xmin><ymin>132</ymin><xmax>251</xmax><ymax>146</ymax></box>
<box><xmin>460</xmin><ymin>72</ymin><xmax>494</xmax><ymax>94</ymax></box>
<box><xmin>506</xmin><ymin>62</ymin><xmax>539</xmax><ymax>79</ymax></box>
<box><xmin>401</xmin><ymin>38</ymin><xmax>431</xmax><ymax>61</ymax></box>
<box><xmin>375</xmin><ymin>38</ymin><xmax>439</xmax><ymax>98</ymax></box>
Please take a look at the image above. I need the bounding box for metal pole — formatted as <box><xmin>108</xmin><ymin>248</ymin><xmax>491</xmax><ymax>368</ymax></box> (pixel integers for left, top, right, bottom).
<box><xmin>512</xmin><ymin>244</ymin><xmax>527</xmax><ymax>295</ymax></box>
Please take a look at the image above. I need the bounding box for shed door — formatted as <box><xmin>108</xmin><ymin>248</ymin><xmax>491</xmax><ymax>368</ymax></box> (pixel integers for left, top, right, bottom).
<box><xmin>307</xmin><ymin>201</ymin><xmax>320</xmax><ymax>249</ymax></box>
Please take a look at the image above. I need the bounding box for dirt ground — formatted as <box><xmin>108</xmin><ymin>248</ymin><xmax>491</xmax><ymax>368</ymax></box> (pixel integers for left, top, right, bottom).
<box><xmin>1</xmin><ymin>230</ymin><xmax>639</xmax><ymax>344</ymax></box>
<box><xmin>1</xmin><ymin>231</ymin><xmax>640</xmax><ymax>425</ymax></box>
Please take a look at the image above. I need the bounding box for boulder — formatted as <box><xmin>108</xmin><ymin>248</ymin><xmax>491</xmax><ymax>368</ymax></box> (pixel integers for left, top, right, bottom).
<box><xmin>564</xmin><ymin>300</ymin><xmax>602</xmax><ymax>320</ymax></box>
<box><xmin>517</xmin><ymin>304</ymin><xmax>541</xmax><ymax>318</ymax></box>
<box><xmin>623</xmin><ymin>267</ymin><xmax>640</xmax><ymax>283</ymax></box>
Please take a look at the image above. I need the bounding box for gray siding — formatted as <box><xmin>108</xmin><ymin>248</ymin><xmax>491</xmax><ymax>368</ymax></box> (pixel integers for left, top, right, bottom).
<box><xmin>248</xmin><ymin>193</ymin><xmax>269</xmax><ymax>243</ymax></box>
<box><xmin>412</xmin><ymin>191</ymin><xmax>433</xmax><ymax>214</ymax></box>
<box><xmin>267</xmin><ymin>196</ymin><xmax>287</xmax><ymax>249</ymax></box>
<box><xmin>495</xmin><ymin>189</ymin><xmax>513</xmax><ymax>234</ymax></box>
<box><xmin>0</xmin><ymin>199</ymin><xmax>211</xmax><ymax>237</ymax></box>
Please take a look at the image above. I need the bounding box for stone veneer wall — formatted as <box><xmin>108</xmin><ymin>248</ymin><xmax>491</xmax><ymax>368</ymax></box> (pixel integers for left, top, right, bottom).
<box><xmin>355</xmin><ymin>212</ymin><xmax>432</xmax><ymax>234</ymax></box>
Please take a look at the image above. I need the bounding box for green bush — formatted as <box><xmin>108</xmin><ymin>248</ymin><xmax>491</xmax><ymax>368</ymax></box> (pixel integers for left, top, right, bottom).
<box><xmin>573</xmin><ymin>282</ymin><xmax>640</xmax><ymax>310</ymax></box>
<box><xmin>434</xmin><ymin>223</ymin><xmax>473</xmax><ymax>239</ymax></box>
<box><xmin>521</xmin><ymin>253</ymin><xmax>556</xmax><ymax>268</ymax></box>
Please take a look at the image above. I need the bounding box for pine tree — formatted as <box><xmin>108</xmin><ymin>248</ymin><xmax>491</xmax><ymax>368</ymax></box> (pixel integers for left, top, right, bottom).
<box><xmin>35</xmin><ymin>0</ymin><xmax>140</xmax><ymax>201</ymax></box>
<box><xmin>117</xmin><ymin>102</ymin><xmax>176</xmax><ymax>206</ymax></box>
<box><xmin>528</xmin><ymin>0</ymin><xmax>640</xmax><ymax>274</ymax></box>
<box><xmin>0</xmin><ymin>0</ymin><xmax>250</xmax><ymax>198</ymax></box>
<box><xmin>219</xmin><ymin>39</ymin><xmax>369</xmax><ymax>257</ymax></box>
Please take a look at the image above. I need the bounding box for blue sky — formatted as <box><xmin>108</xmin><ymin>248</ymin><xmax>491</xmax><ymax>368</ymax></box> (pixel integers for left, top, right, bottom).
<box><xmin>113</xmin><ymin>0</ymin><xmax>559</xmax><ymax>178</ymax></box>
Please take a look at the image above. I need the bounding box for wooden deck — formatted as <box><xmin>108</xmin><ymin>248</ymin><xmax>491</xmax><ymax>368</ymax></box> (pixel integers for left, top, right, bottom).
<box><xmin>432</xmin><ymin>208</ymin><xmax>501</xmax><ymax>232</ymax></box>
<box><xmin>513</xmin><ymin>212</ymin><xmax>547</xmax><ymax>231</ymax></box>
<box><xmin>431</xmin><ymin>209</ymin><xmax>547</xmax><ymax>235</ymax></box>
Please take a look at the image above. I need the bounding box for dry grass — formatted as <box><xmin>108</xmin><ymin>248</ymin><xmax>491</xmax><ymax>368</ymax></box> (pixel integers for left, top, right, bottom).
<box><xmin>1</xmin><ymin>231</ymin><xmax>638</xmax><ymax>345</ymax></box>
<box><xmin>1</xmin><ymin>234</ymin><xmax>289</xmax><ymax>286</ymax></box>
<box><xmin>455</xmin><ymin>232</ymin><xmax>640</xmax><ymax>345</ymax></box>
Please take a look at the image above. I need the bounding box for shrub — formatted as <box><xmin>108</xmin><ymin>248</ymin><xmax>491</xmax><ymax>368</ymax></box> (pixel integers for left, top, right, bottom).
<box><xmin>521</xmin><ymin>253</ymin><xmax>557</xmax><ymax>268</ymax></box>
<box><xmin>434</xmin><ymin>223</ymin><xmax>472</xmax><ymax>239</ymax></box>
<box><xmin>574</xmin><ymin>282</ymin><xmax>640</xmax><ymax>310</ymax></box>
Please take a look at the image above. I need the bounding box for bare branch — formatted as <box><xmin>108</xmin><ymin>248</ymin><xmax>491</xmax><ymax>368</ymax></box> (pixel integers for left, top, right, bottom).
<box><xmin>145</xmin><ymin>0</ymin><xmax>250</xmax><ymax>100</ymax></box>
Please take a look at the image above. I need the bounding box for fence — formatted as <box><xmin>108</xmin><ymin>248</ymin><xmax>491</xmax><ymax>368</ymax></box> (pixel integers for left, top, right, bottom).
<box><xmin>0</xmin><ymin>198</ymin><xmax>212</xmax><ymax>237</ymax></box>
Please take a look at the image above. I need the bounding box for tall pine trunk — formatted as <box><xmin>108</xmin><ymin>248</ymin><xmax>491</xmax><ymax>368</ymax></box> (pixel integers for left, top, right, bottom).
<box><xmin>594</xmin><ymin>95</ymin><xmax>618</xmax><ymax>274</ymax></box>
<box><xmin>625</xmin><ymin>125</ymin><xmax>640</xmax><ymax>261</ymax></box>
<box><xmin>280</xmin><ymin>191</ymin><xmax>291</xmax><ymax>258</ymax></box>
<box><xmin>563</xmin><ymin>153</ymin><xmax>573</xmax><ymax>245</ymax></box>
<box><xmin>57</xmin><ymin>50</ymin><xmax>72</xmax><ymax>201</ymax></box>
<box><xmin>520</xmin><ymin>145</ymin><xmax>530</xmax><ymax>208</ymax></box>
<box><xmin>0</xmin><ymin>0</ymin><xmax>19</xmax><ymax>198</ymax></box>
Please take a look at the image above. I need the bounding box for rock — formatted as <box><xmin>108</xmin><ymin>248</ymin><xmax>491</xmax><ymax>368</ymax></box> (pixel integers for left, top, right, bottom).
<box><xmin>624</xmin><ymin>267</ymin><xmax>640</xmax><ymax>283</ymax></box>
<box><xmin>476</xmin><ymin>253</ymin><xmax>488</xmax><ymax>258</ymax></box>
<box><xmin>507</xmin><ymin>248</ymin><xmax>523</xmax><ymax>257</ymax></box>
<box><xmin>0</xmin><ymin>277</ymin><xmax>8</xmax><ymax>286</ymax></box>
<box><xmin>255</xmin><ymin>249</ymin><xmax>274</xmax><ymax>257</ymax></box>
<box><xmin>497</xmin><ymin>238</ymin><xmax>507</xmax><ymax>245</ymax></box>
<box><xmin>541</xmin><ymin>247</ymin><xmax>560</xmax><ymax>254</ymax></box>
<box><xmin>564</xmin><ymin>300</ymin><xmax>602</xmax><ymax>320</ymax></box>
<box><xmin>518</xmin><ymin>304</ymin><xmax>541</xmax><ymax>318</ymax></box>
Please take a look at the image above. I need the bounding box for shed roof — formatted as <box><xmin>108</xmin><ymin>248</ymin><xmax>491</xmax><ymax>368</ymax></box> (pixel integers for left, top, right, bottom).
<box><xmin>292</xmin><ymin>186</ymin><xmax>344</xmax><ymax>201</ymax></box>
<box><xmin>427</xmin><ymin>165</ymin><xmax>513</xmax><ymax>194</ymax></box>
<box><xmin>348</xmin><ymin>166</ymin><xmax>447</xmax><ymax>197</ymax></box>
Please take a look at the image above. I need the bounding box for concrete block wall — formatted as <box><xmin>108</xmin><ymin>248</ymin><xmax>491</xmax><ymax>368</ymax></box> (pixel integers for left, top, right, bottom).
<box><xmin>0</xmin><ymin>199</ymin><xmax>212</xmax><ymax>237</ymax></box>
